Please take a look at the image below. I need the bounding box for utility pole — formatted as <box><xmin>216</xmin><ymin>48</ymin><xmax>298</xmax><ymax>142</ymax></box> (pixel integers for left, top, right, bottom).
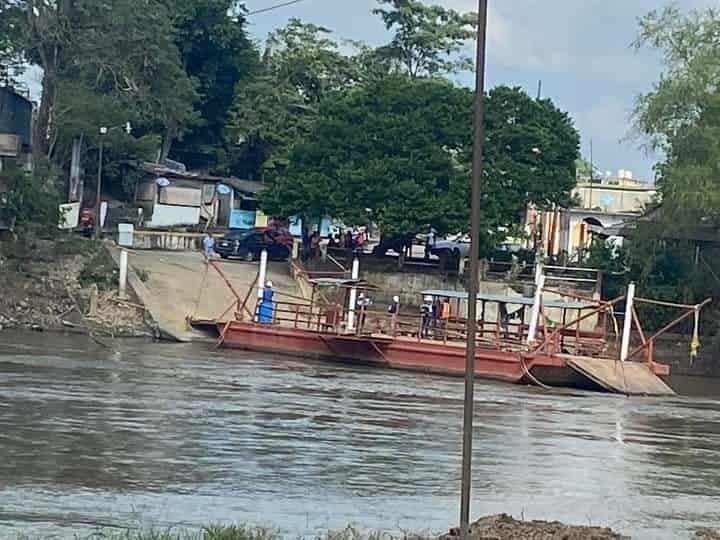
<box><xmin>589</xmin><ymin>139</ymin><xmax>594</xmax><ymax>209</ymax></box>
<box><xmin>536</xmin><ymin>79</ymin><xmax>542</xmax><ymax>100</ymax></box>
<box><xmin>95</xmin><ymin>127</ymin><xmax>107</xmax><ymax>239</ymax></box>
<box><xmin>460</xmin><ymin>0</ymin><xmax>488</xmax><ymax>538</ymax></box>
<box><xmin>94</xmin><ymin>122</ymin><xmax>131</xmax><ymax>239</ymax></box>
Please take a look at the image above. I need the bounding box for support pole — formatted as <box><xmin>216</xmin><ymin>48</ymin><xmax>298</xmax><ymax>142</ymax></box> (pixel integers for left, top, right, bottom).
<box><xmin>620</xmin><ymin>282</ymin><xmax>636</xmax><ymax>361</ymax></box>
<box><xmin>257</xmin><ymin>249</ymin><xmax>268</xmax><ymax>301</ymax></box>
<box><xmin>94</xmin><ymin>136</ymin><xmax>104</xmax><ymax>239</ymax></box>
<box><xmin>347</xmin><ymin>257</ymin><xmax>360</xmax><ymax>331</ymax></box>
<box><xmin>119</xmin><ymin>249</ymin><xmax>128</xmax><ymax>300</ymax></box>
<box><xmin>460</xmin><ymin>1</ymin><xmax>488</xmax><ymax>538</ymax></box>
<box><xmin>527</xmin><ymin>274</ymin><xmax>545</xmax><ymax>345</ymax></box>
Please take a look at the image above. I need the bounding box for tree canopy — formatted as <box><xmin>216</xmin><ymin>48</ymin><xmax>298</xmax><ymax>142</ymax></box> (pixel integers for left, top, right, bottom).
<box><xmin>373</xmin><ymin>0</ymin><xmax>477</xmax><ymax>77</ymax></box>
<box><xmin>634</xmin><ymin>6</ymin><xmax>720</xmax><ymax>229</ymax></box>
<box><xmin>169</xmin><ymin>0</ymin><xmax>257</xmax><ymax>171</ymax></box>
<box><xmin>621</xmin><ymin>6</ymin><xmax>720</xmax><ymax>326</ymax></box>
<box><xmin>226</xmin><ymin>19</ymin><xmax>363</xmax><ymax>181</ymax></box>
<box><xmin>261</xmin><ymin>78</ymin><xmax>579</xmax><ymax>239</ymax></box>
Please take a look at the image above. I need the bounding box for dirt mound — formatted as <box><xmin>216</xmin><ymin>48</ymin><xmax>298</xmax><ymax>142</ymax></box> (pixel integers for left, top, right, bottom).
<box><xmin>441</xmin><ymin>514</ymin><xmax>628</xmax><ymax>540</ymax></box>
<box><xmin>696</xmin><ymin>530</ymin><xmax>720</xmax><ymax>540</ymax></box>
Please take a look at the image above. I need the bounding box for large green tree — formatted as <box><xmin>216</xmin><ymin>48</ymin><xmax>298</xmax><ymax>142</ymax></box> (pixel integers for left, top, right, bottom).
<box><xmin>629</xmin><ymin>6</ymin><xmax>720</xmax><ymax>321</ymax></box>
<box><xmin>226</xmin><ymin>19</ymin><xmax>362</xmax><ymax>180</ymax></box>
<box><xmin>261</xmin><ymin>78</ymin><xmax>579</xmax><ymax>238</ymax></box>
<box><xmin>1</xmin><ymin>0</ymin><xmax>197</xmax><ymax>165</ymax></box>
<box><xmin>483</xmin><ymin>86</ymin><xmax>580</xmax><ymax>228</ymax></box>
<box><xmin>635</xmin><ymin>6</ymin><xmax>720</xmax><ymax>229</ymax></box>
<box><xmin>373</xmin><ymin>0</ymin><xmax>477</xmax><ymax>77</ymax></box>
<box><xmin>169</xmin><ymin>0</ymin><xmax>258</xmax><ymax>171</ymax></box>
<box><xmin>261</xmin><ymin>76</ymin><xmax>471</xmax><ymax>233</ymax></box>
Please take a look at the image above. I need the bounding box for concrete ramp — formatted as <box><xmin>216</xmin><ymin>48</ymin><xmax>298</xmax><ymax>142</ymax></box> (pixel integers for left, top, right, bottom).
<box><xmin>563</xmin><ymin>356</ymin><xmax>675</xmax><ymax>396</ymax></box>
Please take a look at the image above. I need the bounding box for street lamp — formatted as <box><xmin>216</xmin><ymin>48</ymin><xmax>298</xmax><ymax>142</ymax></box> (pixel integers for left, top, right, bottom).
<box><xmin>95</xmin><ymin>122</ymin><xmax>132</xmax><ymax>238</ymax></box>
<box><xmin>459</xmin><ymin>1</ymin><xmax>488</xmax><ymax>539</ymax></box>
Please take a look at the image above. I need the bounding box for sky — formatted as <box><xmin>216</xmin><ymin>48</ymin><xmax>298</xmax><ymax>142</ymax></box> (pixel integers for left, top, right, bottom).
<box><xmin>243</xmin><ymin>0</ymin><xmax>715</xmax><ymax>184</ymax></box>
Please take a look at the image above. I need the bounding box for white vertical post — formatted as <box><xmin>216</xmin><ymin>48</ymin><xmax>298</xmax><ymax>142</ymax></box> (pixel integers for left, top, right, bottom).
<box><xmin>347</xmin><ymin>257</ymin><xmax>360</xmax><ymax>331</ymax></box>
<box><xmin>620</xmin><ymin>282</ymin><xmax>636</xmax><ymax>362</ymax></box>
<box><xmin>119</xmin><ymin>249</ymin><xmax>128</xmax><ymax>300</ymax></box>
<box><xmin>527</xmin><ymin>274</ymin><xmax>545</xmax><ymax>345</ymax></box>
<box><xmin>257</xmin><ymin>249</ymin><xmax>268</xmax><ymax>300</ymax></box>
<box><xmin>534</xmin><ymin>262</ymin><xmax>543</xmax><ymax>285</ymax></box>
<box><xmin>292</xmin><ymin>238</ymin><xmax>300</xmax><ymax>260</ymax></box>
<box><xmin>458</xmin><ymin>256</ymin><xmax>467</xmax><ymax>276</ymax></box>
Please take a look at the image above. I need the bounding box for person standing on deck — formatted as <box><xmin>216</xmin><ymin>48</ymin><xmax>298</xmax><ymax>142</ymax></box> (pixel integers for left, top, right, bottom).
<box><xmin>388</xmin><ymin>295</ymin><xmax>400</xmax><ymax>334</ymax></box>
<box><xmin>203</xmin><ymin>233</ymin><xmax>215</xmax><ymax>260</ymax></box>
<box><xmin>425</xmin><ymin>228</ymin><xmax>436</xmax><ymax>259</ymax></box>
<box><xmin>357</xmin><ymin>292</ymin><xmax>371</xmax><ymax>334</ymax></box>
<box><xmin>420</xmin><ymin>295</ymin><xmax>433</xmax><ymax>338</ymax></box>
<box><xmin>258</xmin><ymin>281</ymin><xmax>275</xmax><ymax>324</ymax></box>
<box><xmin>438</xmin><ymin>297</ymin><xmax>451</xmax><ymax>337</ymax></box>
<box><xmin>310</xmin><ymin>231</ymin><xmax>321</xmax><ymax>259</ymax></box>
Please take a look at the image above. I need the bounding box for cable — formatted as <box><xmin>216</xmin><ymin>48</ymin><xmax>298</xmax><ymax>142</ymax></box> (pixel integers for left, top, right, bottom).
<box><xmin>246</xmin><ymin>0</ymin><xmax>307</xmax><ymax>16</ymax></box>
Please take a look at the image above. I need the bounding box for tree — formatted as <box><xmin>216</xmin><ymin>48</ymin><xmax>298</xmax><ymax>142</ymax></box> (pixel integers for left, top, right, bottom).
<box><xmin>261</xmin><ymin>76</ymin><xmax>473</xmax><ymax>234</ymax></box>
<box><xmin>1</xmin><ymin>0</ymin><xmax>197</xmax><ymax>165</ymax></box>
<box><xmin>261</xmin><ymin>79</ymin><xmax>579</xmax><ymax>241</ymax></box>
<box><xmin>226</xmin><ymin>19</ymin><xmax>362</xmax><ymax>180</ymax></box>
<box><xmin>626</xmin><ymin>7</ymin><xmax>720</xmax><ymax>327</ymax></box>
<box><xmin>169</xmin><ymin>0</ymin><xmax>258</xmax><ymax>171</ymax></box>
<box><xmin>0</xmin><ymin>0</ymin><xmax>22</xmax><ymax>86</ymax></box>
<box><xmin>373</xmin><ymin>0</ymin><xmax>476</xmax><ymax>77</ymax></box>
<box><xmin>634</xmin><ymin>6</ymin><xmax>720</xmax><ymax>229</ymax></box>
<box><xmin>482</xmin><ymin>86</ymin><xmax>580</xmax><ymax>230</ymax></box>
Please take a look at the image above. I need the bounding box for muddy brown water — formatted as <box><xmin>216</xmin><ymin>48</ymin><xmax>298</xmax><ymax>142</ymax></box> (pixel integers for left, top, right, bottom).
<box><xmin>0</xmin><ymin>331</ymin><xmax>719</xmax><ymax>539</ymax></box>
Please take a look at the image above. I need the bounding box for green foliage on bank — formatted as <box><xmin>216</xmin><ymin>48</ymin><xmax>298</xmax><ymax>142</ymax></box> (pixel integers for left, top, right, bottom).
<box><xmin>17</xmin><ymin>524</ymin><xmax>430</xmax><ymax>540</ymax></box>
<box><xmin>1</xmin><ymin>0</ymin><xmax>580</xmax><ymax>245</ymax></box>
<box><xmin>627</xmin><ymin>6</ymin><xmax>720</xmax><ymax>332</ymax></box>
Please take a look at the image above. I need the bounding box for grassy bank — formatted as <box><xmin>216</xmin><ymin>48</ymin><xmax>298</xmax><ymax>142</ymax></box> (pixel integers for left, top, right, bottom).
<box><xmin>13</xmin><ymin>515</ymin><xmax>647</xmax><ymax>540</ymax></box>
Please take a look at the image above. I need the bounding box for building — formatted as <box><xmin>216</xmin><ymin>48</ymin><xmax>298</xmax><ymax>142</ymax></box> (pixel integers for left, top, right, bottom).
<box><xmin>133</xmin><ymin>162</ymin><xmax>265</xmax><ymax>229</ymax></box>
<box><xmin>0</xmin><ymin>87</ymin><xmax>33</xmax><ymax>230</ymax></box>
<box><xmin>528</xmin><ymin>170</ymin><xmax>658</xmax><ymax>260</ymax></box>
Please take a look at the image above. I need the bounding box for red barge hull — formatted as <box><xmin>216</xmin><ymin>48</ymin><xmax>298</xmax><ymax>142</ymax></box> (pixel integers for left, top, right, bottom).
<box><xmin>212</xmin><ymin>320</ymin><xmax>671</xmax><ymax>391</ymax></box>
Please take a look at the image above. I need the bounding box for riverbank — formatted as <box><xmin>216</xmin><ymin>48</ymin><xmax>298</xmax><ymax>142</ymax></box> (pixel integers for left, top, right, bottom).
<box><xmin>0</xmin><ymin>235</ymin><xmax>151</xmax><ymax>337</ymax></box>
<box><xmin>21</xmin><ymin>516</ymin><xmax>720</xmax><ymax>539</ymax></box>
<box><xmin>19</xmin><ymin>515</ymin><xmax>631</xmax><ymax>539</ymax></box>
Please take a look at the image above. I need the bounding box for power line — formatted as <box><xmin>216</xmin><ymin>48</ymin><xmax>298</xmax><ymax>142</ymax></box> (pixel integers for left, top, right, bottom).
<box><xmin>246</xmin><ymin>0</ymin><xmax>307</xmax><ymax>16</ymax></box>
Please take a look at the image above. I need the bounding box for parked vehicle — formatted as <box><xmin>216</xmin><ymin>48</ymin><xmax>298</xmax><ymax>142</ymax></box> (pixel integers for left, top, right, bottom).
<box><xmin>215</xmin><ymin>228</ymin><xmax>291</xmax><ymax>261</ymax></box>
<box><xmin>372</xmin><ymin>233</ymin><xmax>416</xmax><ymax>257</ymax></box>
<box><xmin>430</xmin><ymin>234</ymin><xmax>471</xmax><ymax>260</ymax></box>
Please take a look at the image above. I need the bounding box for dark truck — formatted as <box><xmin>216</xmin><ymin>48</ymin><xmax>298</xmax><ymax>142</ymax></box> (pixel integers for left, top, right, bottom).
<box><xmin>215</xmin><ymin>227</ymin><xmax>292</xmax><ymax>261</ymax></box>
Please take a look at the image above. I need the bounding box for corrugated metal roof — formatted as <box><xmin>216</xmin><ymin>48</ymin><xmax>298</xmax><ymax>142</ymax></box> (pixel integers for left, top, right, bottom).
<box><xmin>139</xmin><ymin>162</ymin><xmax>265</xmax><ymax>196</ymax></box>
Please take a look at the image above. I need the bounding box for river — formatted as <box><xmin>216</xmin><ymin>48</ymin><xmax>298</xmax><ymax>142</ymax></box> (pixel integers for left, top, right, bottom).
<box><xmin>0</xmin><ymin>330</ymin><xmax>719</xmax><ymax>539</ymax></box>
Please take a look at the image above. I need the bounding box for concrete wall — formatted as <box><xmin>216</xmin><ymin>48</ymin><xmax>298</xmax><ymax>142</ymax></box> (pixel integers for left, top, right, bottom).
<box><xmin>129</xmin><ymin>230</ymin><xmax>204</xmax><ymax>251</ymax></box>
<box><xmin>158</xmin><ymin>186</ymin><xmax>202</xmax><ymax>206</ymax></box>
<box><xmin>147</xmin><ymin>204</ymin><xmax>200</xmax><ymax>227</ymax></box>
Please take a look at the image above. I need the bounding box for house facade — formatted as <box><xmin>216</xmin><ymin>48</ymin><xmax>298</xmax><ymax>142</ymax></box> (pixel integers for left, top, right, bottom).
<box><xmin>0</xmin><ymin>87</ymin><xmax>33</xmax><ymax>230</ymax></box>
<box><xmin>527</xmin><ymin>170</ymin><xmax>658</xmax><ymax>260</ymax></box>
<box><xmin>134</xmin><ymin>162</ymin><xmax>265</xmax><ymax>229</ymax></box>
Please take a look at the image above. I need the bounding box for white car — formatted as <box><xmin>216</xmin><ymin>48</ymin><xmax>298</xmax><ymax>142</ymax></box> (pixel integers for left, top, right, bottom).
<box><xmin>430</xmin><ymin>233</ymin><xmax>472</xmax><ymax>259</ymax></box>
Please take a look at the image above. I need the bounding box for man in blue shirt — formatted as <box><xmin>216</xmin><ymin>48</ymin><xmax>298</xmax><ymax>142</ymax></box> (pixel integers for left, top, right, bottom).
<box><xmin>203</xmin><ymin>233</ymin><xmax>215</xmax><ymax>259</ymax></box>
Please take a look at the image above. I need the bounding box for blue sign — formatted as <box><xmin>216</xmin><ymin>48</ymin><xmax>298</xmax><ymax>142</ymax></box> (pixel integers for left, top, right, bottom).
<box><xmin>600</xmin><ymin>194</ymin><xmax>615</xmax><ymax>207</ymax></box>
<box><xmin>229</xmin><ymin>209</ymin><xmax>256</xmax><ymax>229</ymax></box>
<box><xmin>216</xmin><ymin>183</ymin><xmax>231</xmax><ymax>195</ymax></box>
<box><xmin>289</xmin><ymin>216</ymin><xmax>302</xmax><ymax>237</ymax></box>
